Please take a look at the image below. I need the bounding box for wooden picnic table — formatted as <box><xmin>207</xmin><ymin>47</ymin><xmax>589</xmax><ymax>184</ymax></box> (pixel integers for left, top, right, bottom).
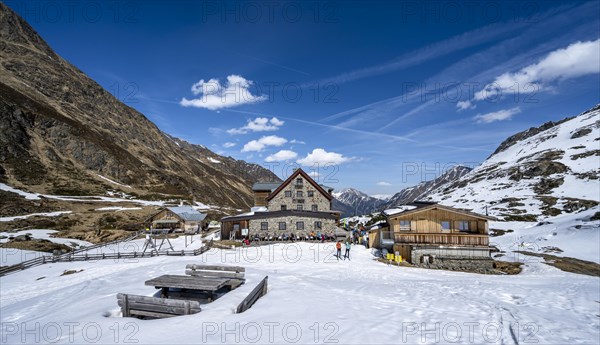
<box><xmin>145</xmin><ymin>274</ymin><xmax>231</xmax><ymax>300</ymax></box>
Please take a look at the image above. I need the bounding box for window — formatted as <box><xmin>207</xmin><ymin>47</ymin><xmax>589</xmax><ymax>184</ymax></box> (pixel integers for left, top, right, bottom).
<box><xmin>281</xmin><ymin>205</ymin><xmax>287</xmax><ymax>211</ymax></box>
<box><xmin>314</xmin><ymin>221</ymin><xmax>322</xmax><ymax>230</ymax></box>
<box><xmin>297</xmin><ymin>204</ymin><xmax>303</xmax><ymax>211</ymax></box>
<box><xmin>307</xmin><ymin>191</ymin><xmax>314</xmax><ymax>197</ymax></box>
<box><xmin>260</xmin><ymin>222</ymin><xmax>268</xmax><ymax>230</ymax></box>
<box><xmin>279</xmin><ymin>222</ymin><xmax>286</xmax><ymax>230</ymax></box>
<box><xmin>296</xmin><ymin>191</ymin><xmax>303</xmax><ymax>198</ymax></box>
<box><xmin>399</xmin><ymin>220</ymin><xmax>411</xmax><ymax>231</ymax></box>
<box><xmin>312</xmin><ymin>204</ymin><xmax>318</xmax><ymax>212</ymax></box>
<box><xmin>441</xmin><ymin>221</ymin><xmax>451</xmax><ymax>231</ymax></box>
<box><xmin>458</xmin><ymin>221</ymin><xmax>470</xmax><ymax>232</ymax></box>
<box><xmin>285</xmin><ymin>191</ymin><xmax>292</xmax><ymax>197</ymax></box>
<box><xmin>296</xmin><ymin>221</ymin><xmax>304</xmax><ymax>230</ymax></box>
<box><xmin>296</xmin><ymin>178</ymin><xmax>303</xmax><ymax>184</ymax></box>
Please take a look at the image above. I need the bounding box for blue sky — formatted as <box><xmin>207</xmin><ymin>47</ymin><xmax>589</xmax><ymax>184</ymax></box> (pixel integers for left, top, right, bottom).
<box><xmin>8</xmin><ymin>0</ymin><xmax>600</xmax><ymax>195</ymax></box>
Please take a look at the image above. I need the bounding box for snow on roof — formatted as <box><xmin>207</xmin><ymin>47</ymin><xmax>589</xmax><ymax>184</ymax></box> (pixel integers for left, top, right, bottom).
<box><xmin>166</xmin><ymin>206</ymin><xmax>207</xmax><ymax>221</ymax></box>
<box><xmin>383</xmin><ymin>205</ymin><xmax>417</xmax><ymax>216</ymax></box>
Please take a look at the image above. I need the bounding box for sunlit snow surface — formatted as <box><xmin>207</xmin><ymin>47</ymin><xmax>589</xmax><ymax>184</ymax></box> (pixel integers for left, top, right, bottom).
<box><xmin>1</xmin><ymin>237</ymin><xmax>598</xmax><ymax>344</ymax></box>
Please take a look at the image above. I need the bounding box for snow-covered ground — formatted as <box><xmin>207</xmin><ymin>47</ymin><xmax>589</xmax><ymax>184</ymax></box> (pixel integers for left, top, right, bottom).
<box><xmin>489</xmin><ymin>207</ymin><xmax>600</xmax><ymax>263</ymax></box>
<box><xmin>96</xmin><ymin>175</ymin><xmax>132</xmax><ymax>189</ymax></box>
<box><xmin>0</xmin><ymin>230</ymin><xmax>94</xmax><ymax>266</ymax></box>
<box><xmin>1</xmin><ymin>240</ymin><xmax>598</xmax><ymax>344</ymax></box>
<box><xmin>0</xmin><ymin>211</ymin><xmax>72</xmax><ymax>222</ymax></box>
<box><xmin>94</xmin><ymin>207</ymin><xmax>142</xmax><ymax>212</ymax></box>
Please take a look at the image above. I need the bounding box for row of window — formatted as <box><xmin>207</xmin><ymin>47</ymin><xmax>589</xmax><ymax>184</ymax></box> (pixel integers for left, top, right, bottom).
<box><xmin>398</xmin><ymin>220</ymin><xmax>471</xmax><ymax>231</ymax></box>
<box><xmin>280</xmin><ymin>204</ymin><xmax>319</xmax><ymax>211</ymax></box>
<box><xmin>284</xmin><ymin>190</ymin><xmax>314</xmax><ymax>198</ymax></box>
<box><xmin>261</xmin><ymin>221</ymin><xmax>322</xmax><ymax>231</ymax></box>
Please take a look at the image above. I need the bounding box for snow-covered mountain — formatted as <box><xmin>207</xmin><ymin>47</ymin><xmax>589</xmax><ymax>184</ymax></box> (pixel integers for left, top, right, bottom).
<box><xmin>333</xmin><ymin>188</ymin><xmax>388</xmax><ymax>217</ymax></box>
<box><xmin>383</xmin><ymin>165</ymin><xmax>472</xmax><ymax>208</ymax></box>
<box><xmin>427</xmin><ymin>105</ymin><xmax>600</xmax><ymax>221</ymax></box>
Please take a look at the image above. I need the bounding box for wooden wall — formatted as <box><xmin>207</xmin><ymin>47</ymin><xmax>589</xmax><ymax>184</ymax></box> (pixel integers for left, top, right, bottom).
<box><xmin>388</xmin><ymin>208</ymin><xmax>488</xmax><ymax>234</ymax></box>
<box><xmin>254</xmin><ymin>191</ymin><xmax>270</xmax><ymax>207</ymax></box>
<box><xmin>221</xmin><ymin>220</ymin><xmax>249</xmax><ymax>240</ymax></box>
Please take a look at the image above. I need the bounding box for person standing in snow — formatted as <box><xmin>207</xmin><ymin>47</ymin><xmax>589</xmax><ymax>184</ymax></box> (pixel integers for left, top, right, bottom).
<box><xmin>336</xmin><ymin>240</ymin><xmax>342</xmax><ymax>259</ymax></box>
<box><xmin>344</xmin><ymin>240</ymin><xmax>351</xmax><ymax>260</ymax></box>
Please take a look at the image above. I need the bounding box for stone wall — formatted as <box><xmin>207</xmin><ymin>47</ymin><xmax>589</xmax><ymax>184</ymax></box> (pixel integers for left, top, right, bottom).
<box><xmin>267</xmin><ymin>175</ymin><xmax>331</xmax><ymax>211</ymax></box>
<box><xmin>249</xmin><ymin>215</ymin><xmax>336</xmax><ymax>235</ymax></box>
<box><xmin>410</xmin><ymin>246</ymin><xmax>494</xmax><ymax>273</ymax></box>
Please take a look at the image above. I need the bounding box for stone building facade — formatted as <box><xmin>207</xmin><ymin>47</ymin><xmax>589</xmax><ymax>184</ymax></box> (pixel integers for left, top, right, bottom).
<box><xmin>248</xmin><ymin>213</ymin><xmax>337</xmax><ymax>234</ymax></box>
<box><xmin>221</xmin><ymin>169</ymin><xmax>341</xmax><ymax>240</ymax></box>
<box><xmin>267</xmin><ymin>174</ymin><xmax>332</xmax><ymax>212</ymax></box>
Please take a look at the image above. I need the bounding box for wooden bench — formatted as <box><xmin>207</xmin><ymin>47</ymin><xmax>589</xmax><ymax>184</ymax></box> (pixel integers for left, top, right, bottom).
<box><xmin>185</xmin><ymin>264</ymin><xmax>246</xmax><ymax>289</ymax></box>
<box><xmin>236</xmin><ymin>276</ymin><xmax>268</xmax><ymax>313</ymax></box>
<box><xmin>117</xmin><ymin>293</ymin><xmax>201</xmax><ymax>319</ymax></box>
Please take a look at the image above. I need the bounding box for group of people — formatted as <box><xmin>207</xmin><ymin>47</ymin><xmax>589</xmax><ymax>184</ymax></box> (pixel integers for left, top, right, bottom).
<box><xmin>335</xmin><ymin>240</ymin><xmax>352</xmax><ymax>260</ymax></box>
<box><xmin>243</xmin><ymin>231</ymin><xmax>338</xmax><ymax>244</ymax></box>
<box><xmin>350</xmin><ymin>228</ymin><xmax>369</xmax><ymax>248</ymax></box>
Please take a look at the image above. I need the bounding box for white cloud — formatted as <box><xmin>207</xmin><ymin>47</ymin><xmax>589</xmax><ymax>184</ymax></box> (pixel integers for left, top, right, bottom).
<box><xmin>241</xmin><ymin>135</ymin><xmax>288</xmax><ymax>152</ymax></box>
<box><xmin>376</xmin><ymin>181</ymin><xmax>392</xmax><ymax>186</ymax></box>
<box><xmin>308</xmin><ymin>171</ymin><xmax>320</xmax><ymax>179</ymax></box>
<box><xmin>227</xmin><ymin>117</ymin><xmax>284</xmax><ymax>134</ymax></box>
<box><xmin>180</xmin><ymin>75</ymin><xmax>266</xmax><ymax>110</ymax></box>
<box><xmin>223</xmin><ymin>142</ymin><xmax>236</xmax><ymax>148</ymax></box>
<box><xmin>472</xmin><ymin>39</ymin><xmax>600</xmax><ymax>103</ymax></box>
<box><xmin>290</xmin><ymin>139</ymin><xmax>306</xmax><ymax>144</ymax></box>
<box><xmin>473</xmin><ymin>107</ymin><xmax>521</xmax><ymax>123</ymax></box>
<box><xmin>297</xmin><ymin>148</ymin><xmax>352</xmax><ymax>166</ymax></box>
<box><xmin>265</xmin><ymin>150</ymin><xmax>298</xmax><ymax>162</ymax></box>
<box><xmin>456</xmin><ymin>100</ymin><xmax>475</xmax><ymax>111</ymax></box>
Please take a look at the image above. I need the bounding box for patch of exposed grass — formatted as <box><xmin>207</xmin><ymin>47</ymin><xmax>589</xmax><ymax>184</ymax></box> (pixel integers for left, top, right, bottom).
<box><xmin>515</xmin><ymin>251</ymin><xmax>600</xmax><ymax>277</ymax></box>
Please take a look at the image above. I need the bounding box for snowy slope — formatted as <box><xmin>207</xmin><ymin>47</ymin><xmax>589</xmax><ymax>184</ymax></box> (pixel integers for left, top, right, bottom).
<box><xmin>0</xmin><ymin>242</ymin><xmax>598</xmax><ymax>344</ymax></box>
<box><xmin>428</xmin><ymin>105</ymin><xmax>600</xmax><ymax>220</ymax></box>
<box><xmin>489</xmin><ymin>206</ymin><xmax>600</xmax><ymax>263</ymax></box>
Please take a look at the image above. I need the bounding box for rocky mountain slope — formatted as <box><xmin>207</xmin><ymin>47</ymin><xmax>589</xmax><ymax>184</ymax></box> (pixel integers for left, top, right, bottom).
<box><xmin>427</xmin><ymin>105</ymin><xmax>600</xmax><ymax>220</ymax></box>
<box><xmin>0</xmin><ymin>3</ymin><xmax>279</xmax><ymax>211</ymax></box>
<box><xmin>383</xmin><ymin>165</ymin><xmax>472</xmax><ymax>208</ymax></box>
<box><xmin>333</xmin><ymin>188</ymin><xmax>388</xmax><ymax>217</ymax></box>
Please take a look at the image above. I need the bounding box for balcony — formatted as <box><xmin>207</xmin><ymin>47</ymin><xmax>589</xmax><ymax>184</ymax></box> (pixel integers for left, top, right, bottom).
<box><xmin>293</xmin><ymin>199</ymin><xmax>305</xmax><ymax>204</ymax></box>
<box><xmin>395</xmin><ymin>233</ymin><xmax>489</xmax><ymax>246</ymax></box>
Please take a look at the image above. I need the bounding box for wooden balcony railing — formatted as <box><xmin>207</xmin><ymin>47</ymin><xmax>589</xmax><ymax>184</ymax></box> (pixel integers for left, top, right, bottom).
<box><xmin>395</xmin><ymin>233</ymin><xmax>489</xmax><ymax>246</ymax></box>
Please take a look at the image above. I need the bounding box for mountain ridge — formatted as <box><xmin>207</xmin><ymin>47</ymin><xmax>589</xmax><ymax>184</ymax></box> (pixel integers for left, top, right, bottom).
<box><xmin>427</xmin><ymin>104</ymin><xmax>600</xmax><ymax>220</ymax></box>
<box><xmin>0</xmin><ymin>2</ymin><xmax>279</xmax><ymax>210</ymax></box>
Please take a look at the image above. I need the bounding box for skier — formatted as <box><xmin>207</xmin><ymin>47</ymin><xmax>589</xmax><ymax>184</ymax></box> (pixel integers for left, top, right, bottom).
<box><xmin>335</xmin><ymin>240</ymin><xmax>342</xmax><ymax>259</ymax></box>
<box><xmin>344</xmin><ymin>240</ymin><xmax>351</xmax><ymax>260</ymax></box>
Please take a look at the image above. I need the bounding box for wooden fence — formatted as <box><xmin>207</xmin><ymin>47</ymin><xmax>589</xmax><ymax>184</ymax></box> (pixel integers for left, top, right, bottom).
<box><xmin>0</xmin><ymin>233</ymin><xmax>213</xmax><ymax>277</ymax></box>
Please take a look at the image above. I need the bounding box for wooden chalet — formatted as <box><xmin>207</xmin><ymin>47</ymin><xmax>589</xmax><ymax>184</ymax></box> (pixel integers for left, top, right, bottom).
<box><xmin>377</xmin><ymin>202</ymin><xmax>495</xmax><ymax>264</ymax></box>
<box><xmin>149</xmin><ymin>206</ymin><xmax>207</xmax><ymax>233</ymax></box>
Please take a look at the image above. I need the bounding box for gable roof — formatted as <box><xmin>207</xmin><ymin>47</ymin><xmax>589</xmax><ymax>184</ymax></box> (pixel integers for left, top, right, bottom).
<box><xmin>252</xmin><ymin>182</ymin><xmax>283</xmax><ymax>192</ymax></box>
<box><xmin>265</xmin><ymin>168</ymin><xmax>334</xmax><ymax>201</ymax></box>
<box><xmin>166</xmin><ymin>206</ymin><xmax>207</xmax><ymax>222</ymax></box>
<box><xmin>384</xmin><ymin>202</ymin><xmax>496</xmax><ymax>221</ymax></box>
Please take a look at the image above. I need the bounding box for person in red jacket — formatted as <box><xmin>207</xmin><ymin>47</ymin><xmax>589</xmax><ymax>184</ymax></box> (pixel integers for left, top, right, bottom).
<box><xmin>335</xmin><ymin>241</ymin><xmax>342</xmax><ymax>259</ymax></box>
